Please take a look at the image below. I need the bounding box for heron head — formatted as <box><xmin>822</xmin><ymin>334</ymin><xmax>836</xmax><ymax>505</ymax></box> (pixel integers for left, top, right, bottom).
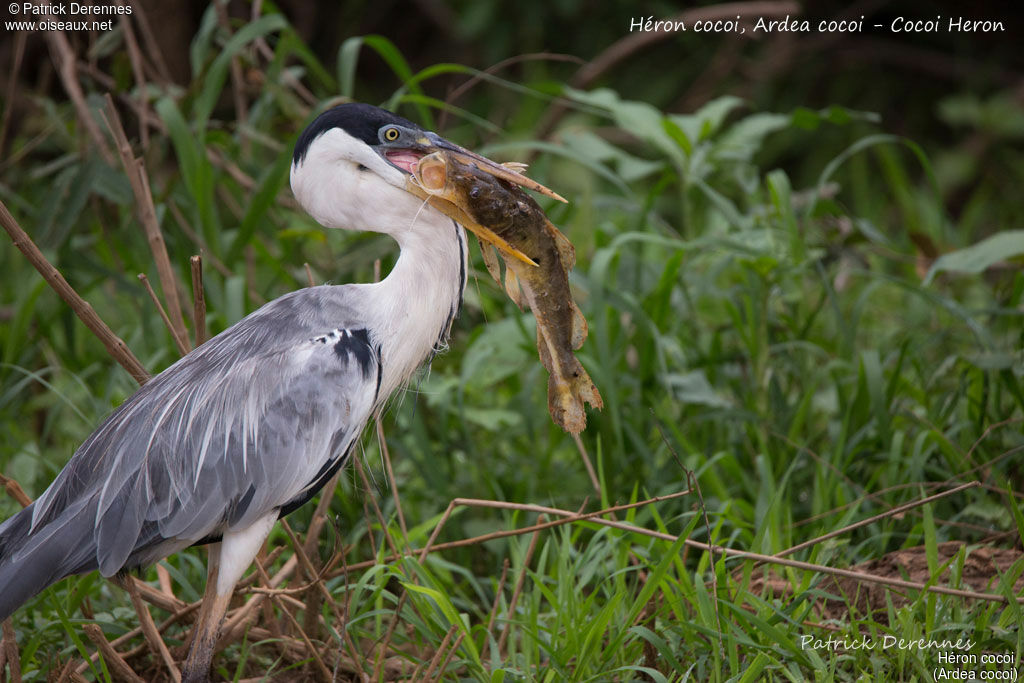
<box><xmin>290</xmin><ymin>103</ymin><xmax>506</xmax><ymax>233</ymax></box>
<box><xmin>289</xmin><ymin>103</ymin><xmax>561</xmax><ymax>236</ymax></box>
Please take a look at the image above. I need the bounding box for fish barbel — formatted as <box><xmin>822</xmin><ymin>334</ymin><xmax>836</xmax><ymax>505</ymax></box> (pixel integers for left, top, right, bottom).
<box><xmin>407</xmin><ymin>152</ymin><xmax>603</xmax><ymax>433</ymax></box>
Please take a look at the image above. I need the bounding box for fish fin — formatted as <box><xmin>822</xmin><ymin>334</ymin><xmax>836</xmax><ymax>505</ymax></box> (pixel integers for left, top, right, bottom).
<box><xmin>501</xmin><ymin>161</ymin><xmax>529</xmax><ymax>174</ymax></box>
<box><xmin>408</xmin><ymin>185</ymin><xmax>538</xmax><ymax>267</ymax></box>
<box><xmin>536</xmin><ymin>324</ymin><xmax>553</xmax><ymax>373</ymax></box>
<box><xmin>548</xmin><ymin>358</ymin><xmax>603</xmax><ymax>434</ymax></box>
<box><xmin>570</xmin><ymin>302</ymin><xmax>588</xmax><ymax>350</ymax></box>
<box><xmin>447</xmin><ymin>151</ymin><xmax>567</xmax><ymax>203</ymax></box>
<box><xmin>477</xmin><ymin>237</ymin><xmax>503</xmax><ymax>285</ymax></box>
<box><xmin>545</xmin><ymin>220</ymin><xmax>576</xmax><ymax>271</ymax></box>
<box><xmin>504</xmin><ymin>268</ymin><xmax>527</xmax><ymax>311</ymax></box>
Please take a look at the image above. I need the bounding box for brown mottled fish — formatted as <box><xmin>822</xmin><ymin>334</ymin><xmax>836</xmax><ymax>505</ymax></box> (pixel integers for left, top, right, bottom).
<box><xmin>407</xmin><ymin>151</ymin><xmax>602</xmax><ymax>433</ymax></box>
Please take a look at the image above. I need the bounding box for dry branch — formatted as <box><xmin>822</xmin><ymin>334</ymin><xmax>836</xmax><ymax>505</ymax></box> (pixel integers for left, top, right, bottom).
<box><xmin>82</xmin><ymin>624</ymin><xmax>145</xmax><ymax>683</ymax></box>
<box><xmin>138</xmin><ymin>274</ymin><xmax>190</xmax><ymax>356</ymax></box>
<box><xmin>498</xmin><ymin>517</ymin><xmax>542</xmax><ymax>653</ymax></box>
<box><xmin>43</xmin><ymin>26</ymin><xmax>115</xmax><ymax>165</ymax></box>
<box><xmin>190</xmin><ymin>256</ymin><xmax>207</xmax><ymax>347</ymax></box>
<box><xmin>534</xmin><ymin>1</ymin><xmax>801</xmax><ymax>144</ymax></box>
<box><xmin>102</xmin><ymin>95</ymin><xmax>189</xmax><ymax>346</ymax></box>
<box><xmin>0</xmin><ymin>473</ymin><xmax>31</xmax><ymax>508</ymax></box>
<box><xmin>0</xmin><ymin>32</ymin><xmax>27</xmax><ymax>160</ymax></box>
<box><xmin>116</xmin><ymin>13</ymin><xmax>149</xmax><ymax>149</ymax></box>
<box><xmin>777</xmin><ymin>481</ymin><xmax>980</xmax><ymax>559</ymax></box>
<box><xmin>0</xmin><ymin>199</ymin><xmax>150</xmax><ymax>384</ymax></box>
<box><xmin>486</xmin><ymin>559</ymin><xmax>510</xmax><ymax>639</ymax></box>
<box><xmin>2</xmin><ymin>619</ymin><xmax>22</xmax><ymax>683</ymax></box>
<box><xmin>420</xmin><ymin>625</ymin><xmax>457</xmax><ymax>682</ymax></box>
<box><xmin>376</xmin><ymin>491</ymin><xmax>1024</xmax><ymax>607</ymax></box>
<box><xmin>117</xmin><ymin>577</ymin><xmax>181</xmax><ymax>683</ymax></box>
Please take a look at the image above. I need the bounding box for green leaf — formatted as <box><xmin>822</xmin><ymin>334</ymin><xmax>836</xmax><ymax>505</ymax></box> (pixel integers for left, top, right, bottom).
<box><xmin>155</xmin><ymin>97</ymin><xmax>220</xmax><ymax>243</ymax></box>
<box><xmin>194</xmin><ymin>14</ymin><xmax>288</xmax><ymax>131</ymax></box>
<box><xmin>228</xmin><ymin>147</ymin><xmax>293</xmax><ymax>261</ymax></box>
<box><xmin>924</xmin><ymin>230</ymin><xmax>1024</xmax><ymax>284</ymax></box>
<box><xmin>719</xmin><ymin>112</ymin><xmax>791</xmax><ymax>157</ymax></box>
<box><xmin>564</xmin><ymin>87</ymin><xmax>685</xmax><ymax>167</ymax></box>
<box><xmin>338</xmin><ymin>35</ymin><xmax>432</xmax><ymax>126</ymax></box>
<box><xmin>663</xmin><ymin>370</ymin><xmax>731</xmax><ymax>408</ymax></box>
<box><xmin>669</xmin><ymin>94</ymin><xmax>745</xmax><ymax>142</ymax></box>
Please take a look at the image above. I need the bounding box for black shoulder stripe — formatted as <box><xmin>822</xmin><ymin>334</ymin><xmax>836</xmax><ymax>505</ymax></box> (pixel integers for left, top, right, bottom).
<box><xmin>333</xmin><ymin>328</ymin><xmax>376</xmax><ymax>380</ymax></box>
<box><xmin>374</xmin><ymin>350</ymin><xmax>383</xmax><ymax>404</ymax></box>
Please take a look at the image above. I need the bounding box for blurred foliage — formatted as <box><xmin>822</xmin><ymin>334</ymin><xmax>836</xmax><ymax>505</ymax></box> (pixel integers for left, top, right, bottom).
<box><xmin>0</xmin><ymin>0</ymin><xmax>1022</xmax><ymax>679</ymax></box>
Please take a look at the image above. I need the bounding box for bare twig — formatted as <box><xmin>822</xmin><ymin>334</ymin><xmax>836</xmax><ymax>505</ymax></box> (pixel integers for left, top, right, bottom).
<box><xmin>82</xmin><ymin>624</ymin><xmax>145</xmax><ymax>683</ymax></box>
<box><xmin>419</xmin><ymin>625</ymin><xmax>457</xmax><ymax>682</ymax></box>
<box><xmin>218</xmin><ymin>555</ymin><xmax>299</xmax><ymax>645</ymax></box>
<box><xmin>378</xmin><ymin>422</ymin><xmax>408</xmax><ymax>543</ymax></box>
<box><xmin>103</xmin><ymin>95</ymin><xmax>189</xmax><ymax>345</ymax></box>
<box><xmin>486</xmin><ymin>559</ymin><xmax>510</xmax><ymax>640</ymax></box>
<box><xmin>498</xmin><ymin>517</ymin><xmax>542</xmax><ymax>653</ymax></box>
<box><xmin>155</xmin><ymin>565</ymin><xmax>175</xmax><ymax>600</ymax></box>
<box><xmin>43</xmin><ymin>25</ymin><xmax>115</xmax><ymax>164</ymax></box>
<box><xmin>534</xmin><ymin>1</ymin><xmax>800</xmax><ymax>144</ymax></box>
<box><xmin>389</xmin><ymin>493</ymin><xmax>1024</xmax><ymax>606</ymax></box>
<box><xmin>417</xmin><ymin>491</ymin><xmax>691</xmax><ymax>565</ymax></box>
<box><xmin>190</xmin><ymin>256</ymin><xmax>207</xmax><ymax>347</ymax></box>
<box><xmin>269</xmin><ymin>594</ymin><xmax>333</xmax><ymax>683</ymax></box>
<box><xmin>250</xmin><ymin>0</ymin><xmax>317</xmax><ymax>108</ymax></box>
<box><xmin>352</xmin><ymin>457</ymin><xmax>402</xmax><ymax>560</ymax></box>
<box><xmin>687</xmin><ymin>469</ymin><xmax>723</xmax><ymax>653</ymax></box>
<box><xmin>117</xmin><ymin>14</ymin><xmax>149</xmax><ymax>149</ymax></box>
<box><xmin>138</xmin><ymin>274</ymin><xmax>190</xmax><ymax>356</ymax></box>
<box><xmin>0</xmin><ymin>199</ymin><xmax>149</xmax><ymax>384</ymax></box>
<box><xmin>0</xmin><ymin>32</ymin><xmax>27</xmax><ymax>159</ymax></box>
<box><xmin>0</xmin><ymin>473</ymin><xmax>32</xmax><ymax>508</ymax></box>
<box><xmin>438</xmin><ymin>52</ymin><xmax>585</xmax><ymax>130</ymax></box>
<box><xmin>373</xmin><ymin>592</ymin><xmax>408</xmax><ymax>681</ymax></box>
<box><xmin>126</xmin><ymin>0</ymin><xmax>173</xmax><ymax>83</ymax></box>
<box><xmin>777</xmin><ymin>481</ymin><xmax>981</xmax><ymax>559</ymax></box>
<box><xmin>117</xmin><ymin>577</ymin><xmax>181</xmax><ymax>683</ymax></box>
<box><xmin>572</xmin><ymin>433</ymin><xmax>601</xmax><ymax>495</ymax></box>
<box><xmin>214</xmin><ymin>1</ymin><xmax>249</xmax><ymax>137</ymax></box>
<box><xmin>2</xmin><ymin>618</ymin><xmax>23</xmax><ymax>683</ymax></box>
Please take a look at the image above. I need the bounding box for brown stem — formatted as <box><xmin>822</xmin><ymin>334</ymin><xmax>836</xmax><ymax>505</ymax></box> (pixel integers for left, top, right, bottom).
<box><xmin>0</xmin><ymin>32</ymin><xmax>27</xmax><ymax>159</ymax></box>
<box><xmin>498</xmin><ymin>517</ymin><xmax>543</xmax><ymax>653</ymax></box>
<box><xmin>190</xmin><ymin>256</ymin><xmax>207</xmax><ymax>347</ymax></box>
<box><xmin>2</xmin><ymin>618</ymin><xmax>23</xmax><ymax>683</ymax></box>
<box><xmin>43</xmin><ymin>25</ymin><xmax>115</xmax><ymax>165</ymax></box>
<box><xmin>0</xmin><ymin>199</ymin><xmax>149</xmax><ymax>385</ymax></box>
<box><xmin>116</xmin><ymin>577</ymin><xmax>181</xmax><ymax>683</ymax></box>
<box><xmin>0</xmin><ymin>473</ymin><xmax>31</xmax><ymax>508</ymax></box>
<box><xmin>82</xmin><ymin>624</ymin><xmax>145</xmax><ymax>683</ymax></box>
<box><xmin>117</xmin><ymin>14</ymin><xmax>149</xmax><ymax>149</ymax></box>
<box><xmin>138</xmin><ymin>274</ymin><xmax>190</xmax><ymax>356</ymax></box>
<box><xmin>103</xmin><ymin>95</ymin><xmax>189</xmax><ymax>345</ymax></box>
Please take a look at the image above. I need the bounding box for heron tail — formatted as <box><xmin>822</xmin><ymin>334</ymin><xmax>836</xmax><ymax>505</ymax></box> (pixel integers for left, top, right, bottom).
<box><xmin>0</xmin><ymin>503</ymin><xmax>97</xmax><ymax>621</ymax></box>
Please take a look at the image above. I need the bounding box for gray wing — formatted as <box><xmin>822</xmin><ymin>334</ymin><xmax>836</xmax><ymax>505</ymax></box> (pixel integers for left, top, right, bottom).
<box><xmin>22</xmin><ymin>285</ymin><xmax>381</xmax><ymax>577</ymax></box>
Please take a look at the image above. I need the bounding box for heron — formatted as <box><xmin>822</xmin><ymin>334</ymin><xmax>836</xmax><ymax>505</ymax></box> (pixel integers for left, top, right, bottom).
<box><xmin>0</xmin><ymin>103</ymin><xmax>542</xmax><ymax>681</ymax></box>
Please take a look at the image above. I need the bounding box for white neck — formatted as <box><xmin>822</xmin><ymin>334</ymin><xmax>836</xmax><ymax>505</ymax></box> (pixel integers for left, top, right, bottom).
<box><xmin>362</xmin><ymin>208</ymin><xmax>467</xmax><ymax>399</ymax></box>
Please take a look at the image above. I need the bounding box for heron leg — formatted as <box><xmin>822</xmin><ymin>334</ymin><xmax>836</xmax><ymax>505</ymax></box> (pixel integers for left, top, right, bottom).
<box><xmin>181</xmin><ymin>512</ymin><xmax>277</xmax><ymax>683</ymax></box>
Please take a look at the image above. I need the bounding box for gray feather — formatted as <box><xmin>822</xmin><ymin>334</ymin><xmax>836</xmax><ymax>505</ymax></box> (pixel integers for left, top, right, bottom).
<box><xmin>1</xmin><ymin>285</ymin><xmax>381</xmax><ymax>615</ymax></box>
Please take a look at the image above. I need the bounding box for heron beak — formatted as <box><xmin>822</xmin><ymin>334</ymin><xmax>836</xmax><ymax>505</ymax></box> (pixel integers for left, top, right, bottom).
<box><xmin>416</xmin><ymin>132</ymin><xmax>567</xmax><ymax>204</ymax></box>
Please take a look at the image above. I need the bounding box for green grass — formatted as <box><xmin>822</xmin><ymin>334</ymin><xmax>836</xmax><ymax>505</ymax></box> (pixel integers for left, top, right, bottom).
<box><xmin>2</xmin><ymin>9</ymin><xmax>1024</xmax><ymax>682</ymax></box>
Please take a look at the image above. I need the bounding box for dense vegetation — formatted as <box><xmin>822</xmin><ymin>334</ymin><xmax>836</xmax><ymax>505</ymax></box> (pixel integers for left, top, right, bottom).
<box><xmin>1</xmin><ymin>2</ymin><xmax>1022</xmax><ymax>680</ymax></box>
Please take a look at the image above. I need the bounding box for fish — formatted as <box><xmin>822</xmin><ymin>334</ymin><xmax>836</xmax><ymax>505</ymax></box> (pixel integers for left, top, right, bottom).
<box><xmin>406</xmin><ymin>151</ymin><xmax>603</xmax><ymax>433</ymax></box>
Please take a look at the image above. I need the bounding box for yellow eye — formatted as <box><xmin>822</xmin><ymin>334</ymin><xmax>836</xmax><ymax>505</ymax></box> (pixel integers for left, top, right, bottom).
<box><xmin>383</xmin><ymin>127</ymin><xmax>400</xmax><ymax>141</ymax></box>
